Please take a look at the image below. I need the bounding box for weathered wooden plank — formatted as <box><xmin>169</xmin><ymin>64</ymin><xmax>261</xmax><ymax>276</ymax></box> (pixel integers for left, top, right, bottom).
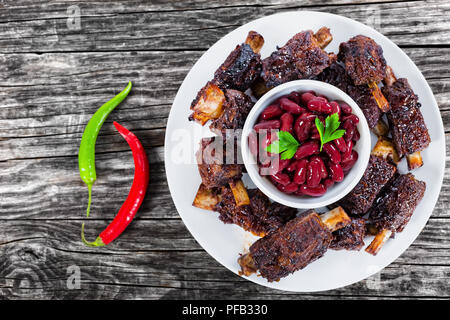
<box><xmin>0</xmin><ymin>48</ymin><xmax>448</xmax><ymax>154</ymax></box>
<box><xmin>1</xmin><ymin>141</ymin><xmax>449</xmax><ymax>220</ymax></box>
<box><xmin>1</xmin><ymin>220</ymin><xmax>450</xmax><ymax>299</ymax></box>
<box><xmin>0</xmin><ymin>0</ymin><xmax>448</xmax><ymax>54</ymax></box>
<box><xmin>0</xmin><ymin>147</ymin><xmax>174</xmax><ymax>220</ymax></box>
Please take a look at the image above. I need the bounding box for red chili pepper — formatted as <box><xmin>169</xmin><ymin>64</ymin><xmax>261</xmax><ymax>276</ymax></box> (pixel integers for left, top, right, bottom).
<box><xmin>81</xmin><ymin>121</ymin><xmax>149</xmax><ymax>246</ymax></box>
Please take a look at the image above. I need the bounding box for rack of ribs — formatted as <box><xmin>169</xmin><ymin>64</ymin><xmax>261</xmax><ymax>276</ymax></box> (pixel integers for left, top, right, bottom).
<box><xmin>365</xmin><ymin>173</ymin><xmax>426</xmax><ymax>255</ymax></box>
<box><xmin>196</xmin><ymin>137</ymin><xmax>250</xmax><ymax>206</ymax></box>
<box><xmin>382</xmin><ymin>78</ymin><xmax>431</xmax><ymax>170</ymax></box>
<box><xmin>315</xmin><ymin>62</ymin><xmax>382</xmax><ymax>129</ymax></box>
<box><xmin>330</xmin><ymin>218</ymin><xmax>366</xmax><ymax>251</ymax></box>
<box><xmin>337</xmin><ymin>154</ymin><xmax>397</xmax><ymax>216</ymax></box>
<box><xmin>261</xmin><ymin>27</ymin><xmax>336</xmax><ymax>89</ymax></box>
<box><xmin>338</xmin><ymin>35</ymin><xmax>389</xmax><ymax>112</ymax></box>
<box><xmin>238</xmin><ymin>207</ymin><xmax>351</xmax><ymax>282</ymax></box>
<box><xmin>189</xmin><ymin>31</ymin><xmax>264</xmax><ymax>125</ymax></box>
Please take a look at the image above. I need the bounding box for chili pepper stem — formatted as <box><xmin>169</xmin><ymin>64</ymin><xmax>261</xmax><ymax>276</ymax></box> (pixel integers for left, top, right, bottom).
<box><xmin>86</xmin><ymin>184</ymin><xmax>93</xmax><ymax>218</ymax></box>
<box><xmin>81</xmin><ymin>223</ymin><xmax>105</xmax><ymax>247</ymax></box>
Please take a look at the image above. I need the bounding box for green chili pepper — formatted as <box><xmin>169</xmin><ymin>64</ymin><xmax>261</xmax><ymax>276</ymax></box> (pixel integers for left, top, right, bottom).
<box><xmin>78</xmin><ymin>81</ymin><xmax>132</xmax><ymax>217</ymax></box>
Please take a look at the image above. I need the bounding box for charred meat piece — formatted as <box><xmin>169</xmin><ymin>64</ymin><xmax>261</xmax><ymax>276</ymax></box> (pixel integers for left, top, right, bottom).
<box><xmin>213</xmin><ymin>43</ymin><xmax>262</xmax><ymax>91</ymax></box>
<box><xmin>238</xmin><ymin>207</ymin><xmax>351</xmax><ymax>282</ymax></box>
<box><xmin>262</xmin><ymin>29</ymin><xmax>336</xmax><ymax>88</ymax></box>
<box><xmin>338</xmin><ymin>35</ymin><xmax>389</xmax><ymax>112</ymax></box>
<box><xmin>209</xmin><ymin>89</ymin><xmax>254</xmax><ymax>135</ymax></box>
<box><xmin>382</xmin><ymin>78</ymin><xmax>430</xmax><ymax>168</ymax></box>
<box><xmin>189</xmin><ymin>31</ymin><xmax>264</xmax><ymax>125</ymax></box>
<box><xmin>315</xmin><ymin>62</ymin><xmax>381</xmax><ymax>128</ymax></box>
<box><xmin>330</xmin><ymin>218</ymin><xmax>366</xmax><ymax>251</ymax></box>
<box><xmin>366</xmin><ymin>173</ymin><xmax>426</xmax><ymax>255</ymax></box>
<box><xmin>196</xmin><ymin>137</ymin><xmax>243</xmax><ymax>189</ymax></box>
<box><xmin>337</xmin><ymin>155</ymin><xmax>397</xmax><ymax>216</ymax></box>
<box><xmin>338</xmin><ymin>35</ymin><xmax>386</xmax><ymax>86</ymax></box>
<box><xmin>215</xmin><ymin>188</ymin><xmax>297</xmax><ymax>236</ymax></box>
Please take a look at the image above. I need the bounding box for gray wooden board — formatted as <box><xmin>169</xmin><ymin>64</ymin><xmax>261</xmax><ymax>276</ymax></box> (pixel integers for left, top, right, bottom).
<box><xmin>0</xmin><ymin>0</ymin><xmax>449</xmax><ymax>299</ymax></box>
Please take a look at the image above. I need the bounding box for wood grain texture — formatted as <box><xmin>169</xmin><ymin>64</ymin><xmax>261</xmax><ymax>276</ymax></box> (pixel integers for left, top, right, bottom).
<box><xmin>0</xmin><ymin>0</ymin><xmax>449</xmax><ymax>299</ymax></box>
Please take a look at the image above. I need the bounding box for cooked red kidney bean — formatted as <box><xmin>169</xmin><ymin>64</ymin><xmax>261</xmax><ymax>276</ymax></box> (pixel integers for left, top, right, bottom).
<box><xmin>293</xmin><ymin>159</ymin><xmax>308</xmax><ymax>185</ymax></box>
<box><xmin>341</xmin><ymin>150</ymin><xmax>358</xmax><ymax>172</ymax></box>
<box><xmin>330</xmin><ymin>101</ymin><xmax>341</xmax><ymax>117</ymax></box>
<box><xmin>260</xmin><ymin>105</ymin><xmax>283</xmax><ymax>120</ymax></box>
<box><xmin>342</xmin><ymin>119</ymin><xmax>355</xmax><ymax>142</ymax></box>
<box><xmin>323</xmin><ymin>178</ymin><xmax>334</xmax><ymax>189</ymax></box>
<box><xmin>311</xmin><ymin>156</ymin><xmax>327</xmax><ymax>179</ymax></box>
<box><xmin>300</xmin><ymin>92</ymin><xmax>316</xmax><ymax>105</ymax></box>
<box><xmin>299</xmin><ymin>184</ymin><xmax>327</xmax><ymax>197</ymax></box>
<box><xmin>286</xmin><ymin>160</ymin><xmax>298</xmax><ymax>172</ymax></box>
<box><xmin>314</xmin><ymin>96</ymin><xmax>328</xmax><ymax>103</ymax></box>
<box><xmin>271</xmin><ymin>172</ymin><xmax>290</xmax><ymax>186</ymax></box>
<box><xmin>294</xmin><ymin>117</ymin><xmax>312</xmax><ymax>142</ymax></box>
<box><xmin>341</xmin><ymin>140</ymin><xmax>354</xmax><ymax>162</ymax></box>
<box><xmin>254</xmin><ymin>120</ymin><xmax>281</xmax><ymax>132</ymax></box>
<box><xmin>329</xmin><ymin>162</ymin><xmax>344</xmax><ymax>182</ymax></box>
<box><xmin>340</xmin><ymin>102</ymin><xmax>352</xmax><ymax>115</ymax></box>
<box><xmin>279</xmin><ymin>97</ymin><xmax>305</xmax><ymax>114</ymax></box>
<box><xmin>352</xmin><ymin>128</ymin><xmax>360</xmax><ymax>142</ymax></box>
<box><xmin>306</xmin><ymin>160</ymin><xmax>321</xmax><ymax>188</ymax></box>
<box><xmin>307</xmin><ymin>99</ymin><xmax>332</xmax><ymax>113</ymax></box>
<box><xmin>334</xmin><ymin>137</ymin><xmax>348</xmax><ymax>153</ymax></box>
<box><xmin>323</xmin><ymin>142</ymin><xmax>341</xmax><ymax>163</ymax></box>
<box><xmin>294</xmin><ymin>141</ymin><xmax>320</xmax><ymax>159</ymax></box>
<box><xmin>267</xmin><ymin>158</ymin><xmax>291</xmax><ymax>175</ymax></box>
<box><xmin>280</xmin><ymin>112</ymin><xmax>294</xmax><ymax>133</ymax></box>
<box><xmin>343</xmin><ymin>114</ymin><xmax>359</xmax><ymax>124</ymax></box>
<box><xmin>278</xmin><ymin>182</ymin><xmax>299</xmax><ymax>194</ymax></box>
<box><xmin>287</xmin><ymin>91</ymin><xmax>302</xmax><ymax>104</ymax></box>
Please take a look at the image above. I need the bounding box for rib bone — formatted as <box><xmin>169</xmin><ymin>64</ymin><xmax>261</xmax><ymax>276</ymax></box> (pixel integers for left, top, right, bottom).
<box><xmin>368</xmin><ymin>81</ymin><xmax>390</xmax><ymax>112</ymax></box>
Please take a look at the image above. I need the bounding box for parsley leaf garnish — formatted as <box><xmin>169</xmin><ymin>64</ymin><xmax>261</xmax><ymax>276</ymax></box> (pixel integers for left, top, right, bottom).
<box><xmin>315</xmin><ymin>113</ymin><xmax>346</xmax><ymax>151</ymax></box>
<box><xmin>265</xmin><ymin>131</ymin><xmax>300</xmax><ymax>160</ymax></box>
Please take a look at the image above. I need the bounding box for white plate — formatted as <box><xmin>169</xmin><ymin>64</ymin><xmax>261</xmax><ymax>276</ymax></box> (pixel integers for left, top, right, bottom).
<box><xmin>164</xmin><ymin>11</ymin><xmax>445</xmax><ymax>292</ymax></box>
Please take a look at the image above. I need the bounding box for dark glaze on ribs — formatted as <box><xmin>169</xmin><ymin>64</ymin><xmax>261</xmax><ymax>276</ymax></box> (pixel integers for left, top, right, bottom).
<box><xmin>337</xmin><ymin>155</ymin><xmax>397</xmax><ymax>216</ymax></box>
<box><xmin>330</xmin><ymin>218</ymin><xmax>366</xmax><ymax>251</ymax></box>
<box><xmin>245</xmin><ymin>210</ymin><xmax>332</xmax><ymax>282</ymax></box>
<box><xmin>369</xmin><ymin>173</ymin><xmax>426</xmax><ymax>234</ymax></box>
<box><xmin>196</xmin><ymin>137</ymin><xmax>242</xmax><ymax>188</ymax></box>
<box><xmin>213</xmin><ymin>43</ymin><xmax>262</xmax><ymax>92</ymax></box>
<box><xmin>338</xmin><ymin>35</ymin><xmax>386</xmax><ymax>85</ymax></box>
<box><xmin>209</xmin><ymin>89</ymin><xmax>254</xmax><ymax>135</ymax></box>
<box><xmin>315</xmin><ymin>62</ymin><xmax>381</xmax><ymax>128</ymax></box>
<box><xmin>215</xmin><ymin>188</ymin><xmax>297</xmax><ymax>236</ymax></box>
<box><xmin>382</xmin><ymin>78</ymin><xmax>430</xmax><ymax>157</ymax></box>
<box><xmin>262</xmin><ymin>30</ymin><xmax>336</xmax><ymax>88</ymax></box>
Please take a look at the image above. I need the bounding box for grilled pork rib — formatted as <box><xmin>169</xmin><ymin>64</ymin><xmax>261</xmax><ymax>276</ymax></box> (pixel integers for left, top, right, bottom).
<box><xmin>382</xmin><ymin>78</ymin><xmax>430</xmax><ymax>170</ymax></box>
<box><xmin>189</xmin><ymin>31</ymin><xmax>264</xmax><ymax>125</ymax></box>
<box><xmin>261</xmin><ymin>29</ymin><xmax>336</xmax><ymax>88</ymax></box>
<box><xmin>238</xmin><ymin>207</ymin><xmax>350</xmax><ymax>282</ymax></box>
<box><xmin>315</xmin><ymin>62</ymin><xmax>381</xmax><ymax>129</ymax></box>
<box><xmin>337</xmin><ymin>155</ymin><xmax>397</xmax><ymax>216</ymax></box>
<box><xmin>338</xmin><ymin>35</ymin><xmax>389</xmax><ymax>112</ymax></box>
<box><xmin>366</xmin><ymin>173</ymin><xmax>426</xmax><ymax>255</ymax></box>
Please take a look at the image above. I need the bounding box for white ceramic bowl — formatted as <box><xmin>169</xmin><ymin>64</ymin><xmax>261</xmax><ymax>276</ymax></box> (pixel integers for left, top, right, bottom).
<box><xmin>241</xmin><ymin>80</ymin><xmax>371</xmax><ymax>208</ymax></box>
